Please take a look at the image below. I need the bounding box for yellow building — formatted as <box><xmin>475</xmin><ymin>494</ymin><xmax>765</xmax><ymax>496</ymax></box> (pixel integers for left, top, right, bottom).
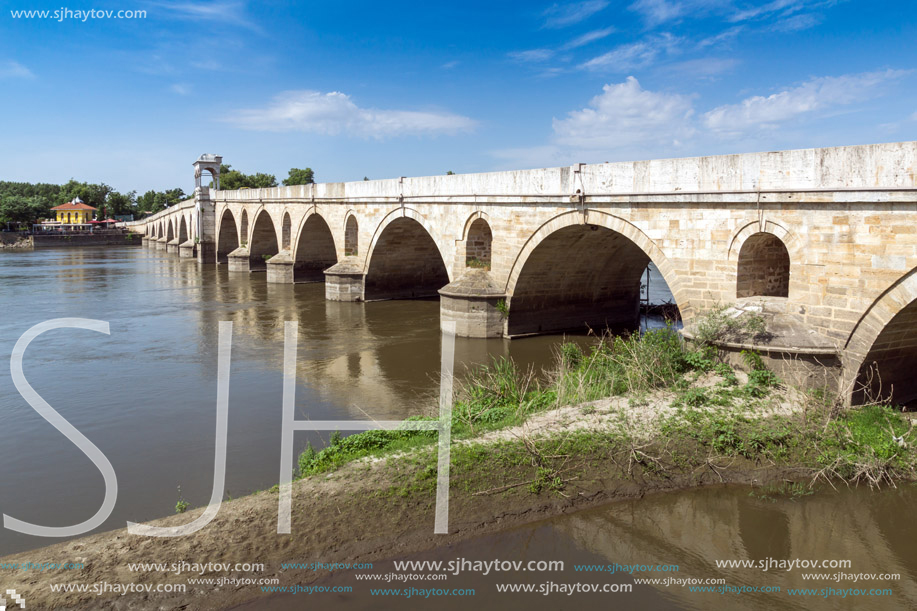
<box><xmin>51</xmin><ymin>198</ymin><xmax>97</xmax><ymax>224</ymax></box>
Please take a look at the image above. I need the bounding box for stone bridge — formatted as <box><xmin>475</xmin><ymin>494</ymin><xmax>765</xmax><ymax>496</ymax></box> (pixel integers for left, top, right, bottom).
<box><xmin>128</xmin><ymin>142</ymin><xmax>917</xmax><ymax>405</ymax></box>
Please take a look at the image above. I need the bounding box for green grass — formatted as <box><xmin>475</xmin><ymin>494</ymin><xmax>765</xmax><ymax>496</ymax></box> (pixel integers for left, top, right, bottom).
<box><xmin>290</xmin><ymin>322</ymin><xmax>917</xmax><ymax>495</ymax></box>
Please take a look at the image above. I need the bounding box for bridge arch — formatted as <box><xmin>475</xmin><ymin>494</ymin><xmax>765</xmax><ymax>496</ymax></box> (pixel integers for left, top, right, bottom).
<box><xmin>845</xmin><ymin>268</ymin><xmax>917</xmax><ymax>407</ymax></box>
<box><xmin>293</xmin><ymin>213</ymin><xmax>337</xmax><ymax>282</ymax></box>
<box><xmin>178</xmin><ymin>216</ymin><xmax>188</xmax><ymax>243</ymax></box>
<box><xmin>344</xmin><ymin>213</ymin><xmax>358</xmax><ymax>256</ymax></box>
<box><xmin>248</xmin><ymin>208</ymin><xmax>279</xmax><ymax>271</ymax></box>
<box><xmin>504</xmin><ymin>210</ymin><xmax>683</xmax><ymax>336</ymax></box>
<box><xmin>364</xmin><ymin>208</ymin><xmax>450</xmax><ymax>300</ymax></box>
<box><xmin>216</xmin><ymin>209</ymin><xmax>239</xmax><ymax>263</ymax></box>
<box><xmin>165</xmin><ymin>219</ymin><xmax>174</xmax><ymax>242</ymax></box>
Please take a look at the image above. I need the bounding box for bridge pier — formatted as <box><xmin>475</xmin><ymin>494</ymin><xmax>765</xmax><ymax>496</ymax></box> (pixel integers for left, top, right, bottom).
<box><xmin>195</xmin><ymin>186</ymin><xmax>217</xmax><ymax>265</ymax></box>
<box><xmin>227</xmin><ymin>247</ymin><xmax>251</xmax><ymax>272</ymax></box>
<box><xmin>166</xmin><ymin>238</ymin><xmax>180</xmax><ymax>253</ymax></box>
<box><xmin>156</xmin><ymin>237</ymin><xmax>167</xmax><ymax>250</ymax></box>
<box><xmin>324</xmin><ymin>257</ymin><xmax>364</xmax><ymax>301</ymax></box>
<box><xmin>179</xmin><ymin>240</ymin><xmax>196</xmax><ymax>258</ymax></box>
<box><xmin>439</xmin><ymin>270</ymin><xmax>506</xmax><ymax>338</ymax></box>
<box><xmin>266</xmin><ymin>251</ymin><xmax>294</xmax><ymax>283</ymax></box>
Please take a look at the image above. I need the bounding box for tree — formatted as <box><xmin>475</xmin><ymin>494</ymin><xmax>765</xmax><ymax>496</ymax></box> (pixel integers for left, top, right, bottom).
<box><xmin>216</xmin><ymin>164</ymin><xmax>278</xmax><ymax>190</ymax></box>
<box><xmin>0</xmin><ymin>195</ymin><xmax>47</xmax><ymax>225</ymax></box>
<box><xmin>283</xmin><ymin>167</ymin><xmax>315</xmax><ymax>186</ymax></box>
<box><xmin>105</xmin><ymin>190</ymin><xmax>136</xmax><ymax>217</ymax></box>
<box><xmin>446</xmin><ymin>171</ymin><xmax>455</xmax><ymax>175</ymax></box>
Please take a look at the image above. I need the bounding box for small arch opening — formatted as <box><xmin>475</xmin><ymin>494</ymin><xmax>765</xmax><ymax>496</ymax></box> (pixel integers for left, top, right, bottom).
<box><xmin>281</xmin><ymin>212</ymin><xmax>292</xmax><ymax>251</ymax></box>
<box><xmin>344</xmin><ymin>216</ymin><xmax>359</xmax><ymax>256</ymax></box>
<box><xmin>465</xmin><ymin>218</ymin><xmax>492</xmax><ymax>269</ymax></box>
<box><xmin>240</xmin><ymin>210</ymin><xmax>250</xmax><ymax>247</ymax></box>
<box><xmin>736</xmin><ymin>232</ymin><xmax>790</xmax><ymax>298</ymax></box>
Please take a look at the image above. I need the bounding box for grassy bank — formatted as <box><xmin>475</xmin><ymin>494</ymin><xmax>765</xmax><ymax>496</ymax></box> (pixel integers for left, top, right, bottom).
<box><xmin>290</xmin><ymin>322</ymin><xmax>917</xmax><ymax>503</ymax></box>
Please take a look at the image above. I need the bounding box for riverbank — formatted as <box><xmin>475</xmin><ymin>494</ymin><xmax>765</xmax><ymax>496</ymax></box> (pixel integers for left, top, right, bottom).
<box><xmin>0</xmin><ymin>232</ymin><xmax>32</xmax><ymax>248</ymax></box>
<box><xmin>2</xmin><ymin>325</ymin><xmax>915</xmax><ymax>609</ymax></box>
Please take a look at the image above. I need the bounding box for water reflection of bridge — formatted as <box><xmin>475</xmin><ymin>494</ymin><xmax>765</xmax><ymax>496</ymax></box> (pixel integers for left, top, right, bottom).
<box><xmin>556</xmin><ymin>486</ymin><xmax>917</xmax><ymax>610</ymax></box>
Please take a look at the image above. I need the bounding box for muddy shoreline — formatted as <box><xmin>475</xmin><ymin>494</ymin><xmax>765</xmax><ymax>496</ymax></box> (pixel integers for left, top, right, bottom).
<box><xmin>0</xmin><ymin>435</ymin><xmax>808</xmax><ymax>610</ymax></box>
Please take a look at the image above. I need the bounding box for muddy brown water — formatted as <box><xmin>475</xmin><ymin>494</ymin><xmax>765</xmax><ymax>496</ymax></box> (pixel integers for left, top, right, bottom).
<box><xmin>0</xmin><ymin>246</ymin><xmax>667</xmax><ymax>556</ymax></box>
<box><xmin>2</xmin><ymin>247</ymin><xmax>913</xmax><ymax>610</ymax></box>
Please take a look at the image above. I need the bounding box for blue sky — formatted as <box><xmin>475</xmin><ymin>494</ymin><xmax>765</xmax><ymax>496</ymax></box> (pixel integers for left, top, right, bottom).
<box><xmin>1</xmin><ymin>0</ymin><xmax>915</xmax><ymax>193</ymax></box>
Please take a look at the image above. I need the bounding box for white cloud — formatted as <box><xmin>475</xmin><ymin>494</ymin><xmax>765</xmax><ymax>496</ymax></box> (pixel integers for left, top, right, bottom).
<box><xmin>225</xmin><ymin>90</ymin><xmax>477</xmax><ymax>138</ymax></box>
<box><xmin>770</xmin><ymin>12</ymin><xmax>823</xmax><ymax>31</ymax></box>
<box><xmin>628</xmin><ymin>0</ymin><xmax>686</xmax><ymax>25</ymax></box>
<box><xmin>543</xmin><ymin>0</ymin><xmax>609</xmax><ymax>28</ymax></box>
<box><xmin>697</xmin><ymin>25</ymin><xmax>743</xmax><ymax>48</ymax></box>
<box><xmin>0</xmin><ymin>60</ymin><xmax>34</xmax><ymax>79</ymax></box>
<box><xmin>910</xmin><ymin>111</ymin><xmax>917</xmax><ymax>121</ymax></box>
<box><xmin>663</xmin><ymin>57</ymin><xmax>739</xmax><ymax>79</ymax></box>
<box><xmin>441</xmin><ymin>60</ymin><xmax>460</xmax><ymax>70</ymax></box>
<box><xmin>579</xmin><ymin>33</ymin><xmax>679</xmax><ymax>71</ymax></box>
<box><xmin>153</xmin><ymin>1</ymin><xmax>261</xmax><ymax>32</ymax></box>
<box><xmin>561</xmin><ymin>27</ymin><xmax>616</xmax><ymax>50</ymax></box>
<box><xmin>703</xmin><ymin>69</ymin><xmax>908</xmax><ymax>135</ymax></box>
<box><xmin>553</xmin><ymin>76</ymin><xmax>695</xmax><ymax>149</ymax></box>
<box><xmin>170</xmin><ymin>83</ymin><xmax>192</xmax><ymax>95</ymax></box>
<box><xmin>629</xmin><ymin>0</ymin><xmax>731</xmax><ymax>26</ymax></box>
<box><xmin>508</xmin><ymin>49</ymin><xmax>556</xmax><ymax>63</ymax></box>
<box><xmin>729</xmin><ymin>0</ymin><xmax>800</xmax><ymax>22</ymax></box>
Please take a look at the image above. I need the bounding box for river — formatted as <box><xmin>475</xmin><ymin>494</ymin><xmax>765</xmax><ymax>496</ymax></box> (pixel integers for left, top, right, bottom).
<box><xmin>1</xmin><ymin>247</ymin><xmax>910</xmax><ymax>610</ymax></box>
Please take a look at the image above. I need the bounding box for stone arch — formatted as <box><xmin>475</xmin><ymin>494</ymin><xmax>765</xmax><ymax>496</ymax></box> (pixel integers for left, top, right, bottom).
<box><xmin>216</xmin><ymin>209</ymin><xmax>239</xmax><ymax>264</ymax></box>
<box><xmin>166</xmin><ymin>219</ymin><xmax>174</xmax><ymax>242</ymax></box>
<box><xmin>240</xmin><ymin>210</ymin><xmax>250</xmax><ymax>246</ymax></box>
<box><xmin>363</xmin><ymin>207</ymin><xmax>450</xmax><ymax>276</ymax></box>
<box><xmin>464</xmin><ymin>215</ymin><xmax>492</xmax><ymax>269</ymax></box>
<box><xmin>344</xmin><ymin>213</ymin><xmax>359</xmax><ymax>257</ymax></box>
<box><xmin>293</xmin><ymin>213</ymin><xmax>337</xmax><ymax>282</ymax></box>
<box><xmin>844</xmin><ymin>268</ymin><xmax>917</xmax><ymax>406</ymax></box>
<box><xmin>248</xmin><ymin>209</ymin><xmax>279</xmax><ymax>271</ymax></box>
<box><xmin>364</xmin><ymin>210</ymin><xmax>450</xmax><ymax>300</ymax></box>
<box><xmin>504</xmin><ymin>210</ymin><xmax>683</xmax><ymax>336</ymax></box>
<box><xmin>281</xmin><ymin>212</ymin><xmax>292</xmax><ymax>251</ymax></box>
<box><xmin>178</xmin><ymin>216</ymin><xmax>188</xmax><ymax>243</ymax></box>
<box><xmin>736</xmin><ymin>232</ymin><xmax>790</xmax><ymax>298</ymax></box>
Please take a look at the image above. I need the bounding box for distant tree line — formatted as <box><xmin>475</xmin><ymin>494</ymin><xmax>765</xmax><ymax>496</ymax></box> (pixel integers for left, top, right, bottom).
<box><xmin>0</xmin><ymin>164</ymin><xmax>317</xmax><ymax>226</ymax></box>
<box><xmin>0</xmin><ymin>180</ymin><xmax>187</xmax><ymax>226</ymax></box>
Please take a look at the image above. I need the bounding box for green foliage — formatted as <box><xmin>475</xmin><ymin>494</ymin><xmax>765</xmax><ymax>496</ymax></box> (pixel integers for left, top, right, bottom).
<box><xmin>554</xmin><ymin>327</ymin><xmax>689</xmax><ymax>405</ymax></box>
<box><xmin>174</xmin><ymin>486</ymin><xmax>189</xmax><ymax>514</ymax></box>
<box><xmin>466</xmin><ymin>257</ymin><xmax>490</xmax><ymax>270</ymax></box>
<box><xmin>693</xmin><ymin>305</ymin><xmax>767</xmax><ymax>345</ymax></box>
<box><xmin>216</xmin><ymin>164</ymin><xmax>278</xmax><ymax>190</ymax></box>
<box><xmin>136</xmin><ymin>188</ymin><xmax>185</xmax><ymax>214</ymax></box>
<box><xmin>817</xmin><ymin>405</ymin><xmax>917</xmax><ymax>483</ymax></box>
<box><xmin>296</xmin><ymin>421</ymin><xmax>437</xmax><ymax>478</ymax></box>
<box><xmin>683</xmin><ymin>345</ymin><xmax>716</xmax><ymax>372</ymax></box>
<box><xmin>283</xmin><ymin>167</ymin><xmax>315</xmax><ymax>186</ymax></box>
<box><xmin>495</xmin><ymin>299</ymin><xmax>509</xmax><ymax>318</ymax></box>
<box><xmin>0</xmin><ymin>194</ymin><xmax>47</xmax><ymax>224</ymax></box>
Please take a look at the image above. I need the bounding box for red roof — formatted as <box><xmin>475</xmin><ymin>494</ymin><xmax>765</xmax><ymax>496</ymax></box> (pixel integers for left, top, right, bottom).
<box><xmin>51</xmin><ymin>201</ymin><xmax>97</xmax><ymax>211</ymax></box>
